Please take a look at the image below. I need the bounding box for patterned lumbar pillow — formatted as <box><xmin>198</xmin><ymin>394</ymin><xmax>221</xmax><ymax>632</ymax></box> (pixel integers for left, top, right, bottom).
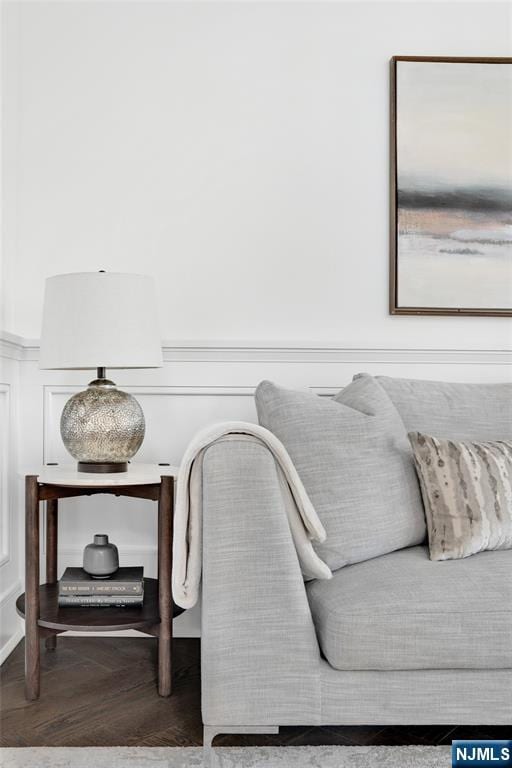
<box><xmin>408</xmin><ymin>432</ymin><xmax>512</xmax><ymax>561</ymax></box>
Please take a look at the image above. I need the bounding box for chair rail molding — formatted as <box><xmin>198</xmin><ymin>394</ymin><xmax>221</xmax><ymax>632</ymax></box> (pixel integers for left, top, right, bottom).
<box><xmin>2</xmin><ymin>331</ymin><xmax>512</xmax><ymax>366</ymax></box>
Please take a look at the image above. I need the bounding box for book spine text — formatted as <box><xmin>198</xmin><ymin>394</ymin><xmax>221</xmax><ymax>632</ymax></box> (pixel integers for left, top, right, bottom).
<box><xmin>59</xmin><ymin>584</ymin><xmax>143</xmax><ymax>596</ymax></box>
<box><xmin>58</xmin><ymin>595</ymin><xmax>144</xmax><ymax>607</ymax></box>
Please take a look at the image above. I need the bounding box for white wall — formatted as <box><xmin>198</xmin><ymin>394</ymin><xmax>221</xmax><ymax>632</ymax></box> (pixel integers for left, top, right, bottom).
<box><xmin>3</xmin><ymin>0</ymin><xmax>512</xmax><ymax>348</ymax></box>
<box><xmin>1</xmin><ymin>1</ymin><xmax>512</xmax><ymax>660</ymax></box>
<box><xmin>0</xmin><ymin>2</ymin><xmax>24</xmax><ymax>663</ymax></box>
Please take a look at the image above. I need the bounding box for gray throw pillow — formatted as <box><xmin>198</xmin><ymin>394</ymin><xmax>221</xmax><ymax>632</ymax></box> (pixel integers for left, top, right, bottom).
<box><xmin>409</xmin><ymin>433</ymin><xmax>512</xmax><ymax>561</ymax></box>
<box><xmin>376</xmin><ymin>376</ymin><xmax>512</xmax><ymax>440</ymax></box>
<box><xmin>255</xmin><ymin>375</ymin><xmax>426</xmax><ymax>570</ymax></box>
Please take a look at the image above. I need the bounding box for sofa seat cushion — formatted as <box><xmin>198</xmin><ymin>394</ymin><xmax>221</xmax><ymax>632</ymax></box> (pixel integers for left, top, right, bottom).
<box><xmin>306</xmin><ymin>546</ymin><xmax>512</xmax><ymax>671</ymax></box>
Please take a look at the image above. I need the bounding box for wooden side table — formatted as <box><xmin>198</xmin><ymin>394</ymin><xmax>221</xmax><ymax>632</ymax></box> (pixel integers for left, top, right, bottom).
<box><xmin>16</xmin><ymin>464</ymin><xmax>182</xmax><ymax>701</ymax></box>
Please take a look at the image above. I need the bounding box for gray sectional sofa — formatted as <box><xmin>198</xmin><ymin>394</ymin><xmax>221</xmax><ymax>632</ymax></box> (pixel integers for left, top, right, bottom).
<box><xmin>200</xmin><ymin>375</ymin><xmax>512</xmax><ymax>746</ymax></box>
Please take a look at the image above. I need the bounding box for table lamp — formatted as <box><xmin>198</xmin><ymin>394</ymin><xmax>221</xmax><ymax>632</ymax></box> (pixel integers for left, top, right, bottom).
<box><xmin>39</xmin><ymin>271</ymin><xmax>163</xmax><ymax>473</ymax></box>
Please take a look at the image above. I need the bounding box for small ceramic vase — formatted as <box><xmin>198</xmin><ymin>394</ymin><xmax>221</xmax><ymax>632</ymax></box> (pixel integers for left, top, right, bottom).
<box><xmin>83</xmin><ymin>534</ymin><xmax>119</xmax><ymax>579</ymax></box>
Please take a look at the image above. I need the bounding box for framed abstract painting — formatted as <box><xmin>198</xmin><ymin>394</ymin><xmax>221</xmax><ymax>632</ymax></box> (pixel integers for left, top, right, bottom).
<box><xmin>390</xmin><ymin>56</ymin><xmax>512</xmax><ymax>316</ymax></box>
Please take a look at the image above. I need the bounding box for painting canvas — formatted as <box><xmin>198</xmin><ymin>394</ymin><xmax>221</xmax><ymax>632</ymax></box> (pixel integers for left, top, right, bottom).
<box><xmin>390</xmin><ymin>57</ymin><xmax>512</xmax><ymax>316</ymax></box>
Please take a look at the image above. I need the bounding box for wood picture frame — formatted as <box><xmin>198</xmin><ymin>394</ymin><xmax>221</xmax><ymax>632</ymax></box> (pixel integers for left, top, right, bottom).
<box><xmin>390</xmin><ymin>56</ymin><xmax>512</xmax><ymax>317</ymax></box>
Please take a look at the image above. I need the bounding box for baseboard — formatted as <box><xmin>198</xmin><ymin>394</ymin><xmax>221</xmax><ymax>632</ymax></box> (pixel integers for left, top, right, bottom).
<box><xmin>0</xmin><ymin>580</ymin><xmax>24</xmax><ymax>665</ymax></box>
<box><xmin>0</xmin><ymin>626</ymin><xmax>23</xmax><ymax>665</ymax></box>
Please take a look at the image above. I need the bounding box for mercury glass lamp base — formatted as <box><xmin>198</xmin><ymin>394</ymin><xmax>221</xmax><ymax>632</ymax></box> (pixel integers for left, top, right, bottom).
<box><xmin>77</xmin><ymin>461</ymin><xmax>128</xmax><ymax>474</ymax></box>
<box><xmin>60</xmin><ymin>369</ymin><xmax>145</xmax><ymax>473</ymax></box>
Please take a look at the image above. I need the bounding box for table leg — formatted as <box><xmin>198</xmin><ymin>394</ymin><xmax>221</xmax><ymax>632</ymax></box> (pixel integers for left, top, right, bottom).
<box><xmin>25</xmin><ymin>476</ymin><xmax>40</xmax><ymax>700</ymax></box>
<box><xmin>157</xmin><ymin>475</ymin><xmax>173</xmax><ymax>696</ymax></box>
<box><xmin>45</xmin><ymin>500</ymin><xmax>58</xmax><ymax>651</ymax></box>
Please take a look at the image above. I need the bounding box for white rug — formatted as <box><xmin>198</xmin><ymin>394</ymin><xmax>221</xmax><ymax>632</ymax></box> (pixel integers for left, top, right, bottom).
<box><xmin>1</xmin><ymin>745</ymin><xmax>451</xmax><ymax>767</ymax></box>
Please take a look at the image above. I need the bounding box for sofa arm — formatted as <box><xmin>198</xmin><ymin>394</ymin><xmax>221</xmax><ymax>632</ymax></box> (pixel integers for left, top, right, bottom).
<box><xmin>201</xmin><ymin>436</ymin><xmax>321</xmax><ymax>727</ymax></box>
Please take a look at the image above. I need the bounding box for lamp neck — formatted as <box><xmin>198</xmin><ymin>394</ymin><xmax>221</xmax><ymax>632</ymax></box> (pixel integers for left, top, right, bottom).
<box><xmin>88</xmin><ymin>368</ymin><xmax>116</xmax><ymax>388</ymax></box>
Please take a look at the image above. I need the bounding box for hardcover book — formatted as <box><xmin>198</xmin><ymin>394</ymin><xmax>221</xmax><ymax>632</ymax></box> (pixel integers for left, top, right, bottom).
<box><xmin>58</xmin><ymin>594</ymin><xmax>144</xmax><ymax>607</ymax></box>
<box><xmin>59</xmin><ymin>567</ymin><xmax>144</xmax><ymax>596</ymax></box>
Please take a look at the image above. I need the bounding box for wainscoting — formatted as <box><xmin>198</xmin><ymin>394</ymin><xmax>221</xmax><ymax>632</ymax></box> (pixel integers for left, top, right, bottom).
<box><xmin>0</xmin><ymin>343</ymin><xmax>23</xmax><ymax>664</ymax></box>
<box><xmin>1</xmin><ymin>330</ymin><xmax>511</xmax><ymax>659</ymax></box>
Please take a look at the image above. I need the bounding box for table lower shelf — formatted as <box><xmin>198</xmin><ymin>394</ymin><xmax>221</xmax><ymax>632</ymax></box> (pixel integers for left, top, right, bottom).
<box><xmin>16</xmin><ymin>578</ymin><xmax>184</xmax><ymax>633</ymax></box>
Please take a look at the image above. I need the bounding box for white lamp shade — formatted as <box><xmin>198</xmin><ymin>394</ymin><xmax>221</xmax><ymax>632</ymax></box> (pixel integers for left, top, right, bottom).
<box><xmin>39</xmin><ymin>272</ymin><xmax>163</xmax><ymax>369</ymax></box>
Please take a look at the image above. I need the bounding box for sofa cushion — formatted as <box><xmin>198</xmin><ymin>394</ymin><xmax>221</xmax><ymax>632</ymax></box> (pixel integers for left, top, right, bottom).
<box><xmin>255</xmin><ymin>375</ymin><xmax>425</xmax><ymax>571</ymax></box>
<box><xmin>306</xmin><ymin>545</ymin><xmax>512</xmax><ymax>670</ymax></box>
<box><xmin>376</xmin><ymin>376</ymin><xmax>512</xmax><ymax>440</ymax></box>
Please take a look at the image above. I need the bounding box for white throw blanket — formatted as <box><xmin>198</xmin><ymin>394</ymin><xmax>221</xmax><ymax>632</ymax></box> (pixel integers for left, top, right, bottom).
<box><xmin>172</xmin><ymin>421</ymin><xmax>332</xmax><ymax>609</ymax></box>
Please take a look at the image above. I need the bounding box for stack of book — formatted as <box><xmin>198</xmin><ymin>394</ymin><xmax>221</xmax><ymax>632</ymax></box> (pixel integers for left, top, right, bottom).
<box><xmin>58</xmin><ymin>567</ymin><xmax>144</xmax><ymax>607</ymax></box>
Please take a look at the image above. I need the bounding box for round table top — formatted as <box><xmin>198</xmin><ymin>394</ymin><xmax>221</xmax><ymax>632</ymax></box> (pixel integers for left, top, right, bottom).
<box><xmin>27</xmin><ymin>463</ymin><xmax>179</xmax><ymax>487</ymax></box>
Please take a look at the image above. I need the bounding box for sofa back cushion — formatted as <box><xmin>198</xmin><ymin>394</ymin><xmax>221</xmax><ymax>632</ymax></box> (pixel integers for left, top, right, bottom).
<box><xmin>255</xmin><ymin>375</ymin><xmax>425</xmax><ymax>571</ymax></box>
<box><xmin>376</xmin><ymin>376</ymin><xmax>512</xmax><ymax>440</ymax></box>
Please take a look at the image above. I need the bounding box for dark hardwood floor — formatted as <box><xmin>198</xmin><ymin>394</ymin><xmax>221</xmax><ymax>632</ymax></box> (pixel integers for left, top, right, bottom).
<box><xmin>0</xmin><ymin>637</ymin><xmax>509</xmax><ymax>747</ymax></box>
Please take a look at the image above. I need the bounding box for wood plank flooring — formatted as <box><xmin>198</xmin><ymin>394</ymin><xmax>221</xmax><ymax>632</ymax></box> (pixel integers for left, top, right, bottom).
<box><xmin>0</xmin><ymin>637</ymin><xmax>509</xmax><ymax>747</ymax></box>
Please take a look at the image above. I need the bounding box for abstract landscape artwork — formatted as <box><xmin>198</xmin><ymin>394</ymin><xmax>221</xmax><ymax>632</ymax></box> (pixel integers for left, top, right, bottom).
<box><xmin>390</xmin><ymin>57</ymin><xmax>512</xmax><ymax>315</ymax></box>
